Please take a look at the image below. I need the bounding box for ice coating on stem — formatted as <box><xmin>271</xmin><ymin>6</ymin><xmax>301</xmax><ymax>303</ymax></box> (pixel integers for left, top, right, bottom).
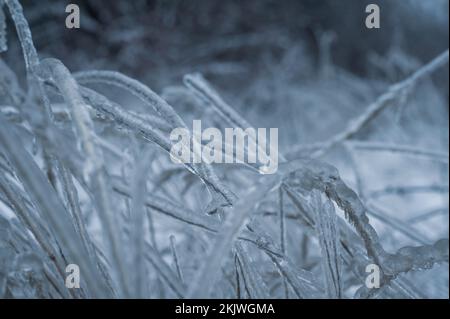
<box><xmin>311</xmin><ymin>191</ymin><xmax>343</xmax><ymax>298</ymax></box>
<box><xmin>39</xmin><ymin>58</ymin><xmax>128</xmax><ymax>296</ymax></box>
<box><xmin>288</xmin><ymin>160</ymin><xmax>449</xmax><ymax>277</ymax></box>
<box><xmin>235</xmin><ymin>242</ymin><xmax>271</xmax><ymax>299</ymax></box>
<box><xmin>75</xmin><ymin>70</ymin><xmax>235</xmax><ymax>210</ymax></box>
<box><xmin>129</xmin><ymin>149</ymin><xmax>152</xmax><ymax>298</ymax></box>
<box><xmin>4</xmin><ymin>0</ymin><xmax>39</xmax><ymax>73</ymax></box>
<box><xmin>0</xmin><ymin>0</ymin><xmax>7</xmax><ymax>52</ymax></box>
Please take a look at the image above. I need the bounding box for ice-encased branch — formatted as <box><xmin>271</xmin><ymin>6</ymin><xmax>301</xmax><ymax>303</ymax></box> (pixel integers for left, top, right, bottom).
<box><xmin>285</xmin><ymin>50</ymin><xmax>449</xmax><ymax>159</ymax></box>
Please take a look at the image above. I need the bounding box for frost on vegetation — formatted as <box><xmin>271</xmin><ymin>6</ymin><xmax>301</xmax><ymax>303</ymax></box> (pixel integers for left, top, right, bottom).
<box><xmin>0</xmin><ymin>0</ymin><xmax>7</xmax><ymax>53</ymax></box>
<box><xmin>0</xmin><ymin>0</ymin><xmax>448</xmax><ymax>299</ymax></box>
<box><xmin>311</xmin><ymin>191</ymin><xmax>342</xmax><ymax>299</ymax></box>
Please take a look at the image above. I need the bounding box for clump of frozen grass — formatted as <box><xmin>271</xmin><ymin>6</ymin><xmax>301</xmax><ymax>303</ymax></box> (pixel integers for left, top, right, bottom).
<box><xmin>0</xmin><ymin>0</ymin><xmax>448</xmax><ymax>299</ymax></box>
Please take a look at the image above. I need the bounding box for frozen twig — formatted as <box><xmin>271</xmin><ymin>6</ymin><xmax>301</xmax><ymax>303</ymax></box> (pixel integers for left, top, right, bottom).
<box><xmin>368</xmin><ymin>184</ymin><xmax>449</xmax><ymax>199</ymax></box>
<box><xmin>169</xmin><ymin>235</ymin><xmax>184</xmax><ymax>284</ymax></box>
<box><xmin>348</xmin><ymin>141</ymin><xmax>449</xmax><ymax>164</ymax></box>
<box><xmin>310</xmin><ymin>50</ymin><xmax>449</xmax><ymax>158</ymax></box>
<box><xmin>366</xmin><ymin>202</ymin><xmax>431</xmax><ymax>245</ymax></box>
<box><xmin>184</xmin><ymin>73</ymin><xmax>287</xmax><ymax>163</ymax></box>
